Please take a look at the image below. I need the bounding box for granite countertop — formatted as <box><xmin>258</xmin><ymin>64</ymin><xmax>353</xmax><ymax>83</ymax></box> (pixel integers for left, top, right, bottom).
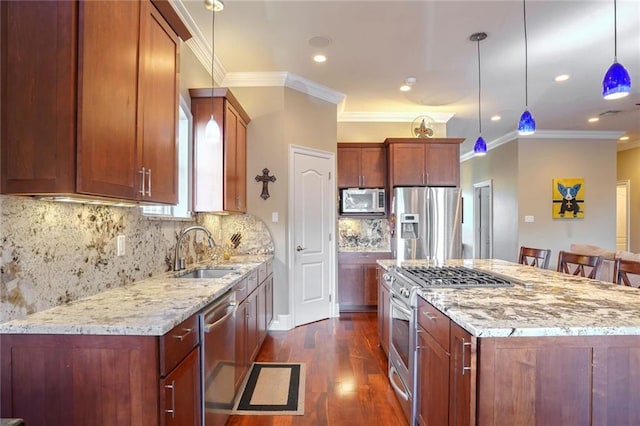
<box><xmin>338</xmin><ymin>247</ymin><xmax>392</xmax><ymax>253</ymax></box>
<box><xmin>378</xmin><ymin>258</ymin><xmax>640</xmax><ymax>338</ymax></box>
<box><xmin>0</xmin><ymin>254</ymin><xmax>273</xmax><ymax>337</ymax></box>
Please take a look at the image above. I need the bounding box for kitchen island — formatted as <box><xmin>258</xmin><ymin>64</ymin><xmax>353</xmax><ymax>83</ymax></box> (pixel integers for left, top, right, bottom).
<box><xmin>0</xmin><ymin>255</ymin><xmax>273</xmax><ymax>426</ymax></box>
<box><xmin>378</xmin><ymin>258</ymin><xmax>640</xmax><ymax>426</ymax></box>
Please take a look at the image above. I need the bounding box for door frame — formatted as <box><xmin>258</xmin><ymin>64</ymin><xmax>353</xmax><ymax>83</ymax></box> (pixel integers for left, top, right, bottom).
<box><xmin>473</xmin><ymin>179</ymin><xmax>493</xmax><ymax>259</ymax></box>
<box><xmin>287</xmin><ymin>144</ymin><xmax>338</xmax><ymax>328</ymax></box>
<box><xmin>617</xmin><ymin>179</ymin><xmax>631</xmax><ymax>252</ymax></box>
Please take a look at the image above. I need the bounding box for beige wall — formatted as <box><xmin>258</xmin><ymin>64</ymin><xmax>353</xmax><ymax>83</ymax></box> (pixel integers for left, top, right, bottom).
<box><xmin>617</xmin><ymin>147</ymin><xmax>640</xmax><ymax>253</ymax></box>
<box><xmin>517</xmin><ymin>138</ymin><xmax>617</xmax><ymax>268</ymax></box>
<box><xmin>337</xmin><ymin>122</ymin><xmax>447</xmax><ymax>142</ymax></box>
<box><xmin>461</xmin><ymin>142</ymin><xmax>519</xmax><ymax>262</ymax></box>
<box><xmin>221</xmin><ymin>87</ymin><xmax>337</xmax><ymax>319</ymax></box>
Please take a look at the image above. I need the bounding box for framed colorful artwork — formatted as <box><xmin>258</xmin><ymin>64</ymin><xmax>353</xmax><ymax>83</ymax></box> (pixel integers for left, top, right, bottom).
<box><xmin>552</xmin><ymin>177</ymin><xmax>585</xmax><ymax>219</ymax></box>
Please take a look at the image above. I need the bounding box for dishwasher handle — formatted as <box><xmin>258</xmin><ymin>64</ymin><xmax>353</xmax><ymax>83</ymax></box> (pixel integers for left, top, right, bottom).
<box><xmin>203</xmin><ymin>301</ymin><xmax>237</xmax><ymax>333</ymax></box>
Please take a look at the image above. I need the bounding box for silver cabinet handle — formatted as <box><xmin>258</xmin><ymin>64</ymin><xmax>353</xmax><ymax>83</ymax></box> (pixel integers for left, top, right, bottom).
<box><xmin>296</xmin><ymin>245</ymin><xmax>306</xmax><ymax>252</ymax></box>
<box><xmin>139</xmin><ymin>167</ymin><xmax>146</xmax><ymax>196</ymax></box>
<box><xmin>461</xmin><ymin>338</ymin><xmax>472</xmax><ymax>375</ymax></box>
<box><xmin>361</xmin><ymin>175</ymin><xmax>365</xmax><ymax>187</ymax></box>
<box><xmin>147</xmin><ymin>168</ymin><xmax>152</xmax><ymax>197</ymax></box>
<box><xmin>203</xmin><ymin>302</ymin><xmax>237</xmax><ymax>333</ymax></box>
<box><xmin>164</xmin><ymin>380</ymin><xmax>175</xmax><ymax>418</ymax></box>
<box><xmin>172</xmin><ymin>328</ymin><xmax>192</xmax><ymax>341</ymax></box>
<box><xmin>422</xmin><ymin>310</ymin><xmax>436</xmax><ymax>321</ymax></box>
<box><xmin>388</xmin><ymin>364</ymin><xmax>410</xmax><ymax>401</ymax></box>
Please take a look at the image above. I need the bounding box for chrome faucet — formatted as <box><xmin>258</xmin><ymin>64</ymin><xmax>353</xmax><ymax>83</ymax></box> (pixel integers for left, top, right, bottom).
<box><xmin>174</xmin><ymin>225</ymin><xmax>216</xmax><ymax>271</ymax></box>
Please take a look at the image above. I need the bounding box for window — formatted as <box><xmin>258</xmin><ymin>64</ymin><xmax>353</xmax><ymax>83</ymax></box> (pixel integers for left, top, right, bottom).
<box><xmin>141</xmin><ymin>96</ymin><xmax>193</xmax><ymax>219</ymax></box>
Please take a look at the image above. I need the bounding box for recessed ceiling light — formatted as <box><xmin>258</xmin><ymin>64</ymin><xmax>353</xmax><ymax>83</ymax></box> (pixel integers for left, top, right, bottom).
<box><xmin>490</xmin><ymin>115</ymin><xmax>501</xmax><ymax>121</ymax></box>
<box><xmin>400</xmin><ymin>85</ymin><xmax>411</xmax><ymax>92</ymax></box>
<box><xmin>619</xmin><ymin>135</ymin><xmax>630</xmax><ymax>141</ymax></box>
<box><xmin>554</xmin><ymin>74</ymin><xmax>570</xmax><ymax>82</ymax></box>
<box><xmin>204</xmin><ymin>0</ymin><xmax>224</xmax><ymax>12</ymax></box>
<box><xmin>313</xmin><ymin>54</ymin><xmax>327</xmax><ymax>63</ymax></box>
<box><xmin>588</xmin><ymin>117</ymin><xmax>599</xmax><ymax>123</ymax></box>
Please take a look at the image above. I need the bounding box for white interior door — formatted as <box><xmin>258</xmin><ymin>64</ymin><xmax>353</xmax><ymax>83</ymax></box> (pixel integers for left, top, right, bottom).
<box><xmin>474</xmin><ymin>180</ymin><xmax>493</xmax><ymax>259</ymax></box>
<box><xmin>289</xmin><ymin>145</ymin><xmax>335</xmax><ymax>327</ymax></box>
<box><xmin>617</xmin><ymin>180</ymin><xmax>630</xmax><ymax>252</ymax></box>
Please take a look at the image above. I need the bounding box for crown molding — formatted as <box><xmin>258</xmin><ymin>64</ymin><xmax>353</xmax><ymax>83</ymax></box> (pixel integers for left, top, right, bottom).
<box><xmin>460</xmin><ymin>130</ymin><xmax>625</xmax><ymax>162</ymax></box>
<box><xmin>337</xmin><ymin>111</ymin><xmax>455</xmax><ymax>123</ymax></box>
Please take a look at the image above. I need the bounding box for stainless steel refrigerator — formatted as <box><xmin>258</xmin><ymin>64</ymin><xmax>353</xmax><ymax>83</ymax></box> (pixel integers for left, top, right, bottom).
<box><xmin>392</xmin><ymin>187</ymin><xmax>462</xmax><ymax>262</ymax></box>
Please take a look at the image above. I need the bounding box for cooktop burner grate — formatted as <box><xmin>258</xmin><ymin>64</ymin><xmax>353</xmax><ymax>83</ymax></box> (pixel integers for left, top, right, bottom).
<box><xmin>397</xmin><ymin>266</ymin><xmax>513</xmax><ymax>288</ymax></box>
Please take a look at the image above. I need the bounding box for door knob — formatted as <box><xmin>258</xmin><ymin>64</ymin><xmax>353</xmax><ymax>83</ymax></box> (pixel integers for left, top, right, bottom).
<box><xmin>296</xmin><ymin>245</ymin><xmax>306</xmax><ymax>252</ymax></box>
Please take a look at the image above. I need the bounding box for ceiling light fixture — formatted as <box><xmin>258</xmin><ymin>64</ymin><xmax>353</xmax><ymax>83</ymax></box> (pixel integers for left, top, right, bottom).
<box><xmin>471</xmin><ymin>32</ymin><xmax>487</xmax><ymax>156</ymax></box>
<box><xmin>517</xmin><ymin>0</ymin><xmax>536</xmax><ymax>136</ymax></box>
<box><xmin>400</xmin><ymin>77</ymin><xmax>416</xmax><ymax>92</ymax></box>
<box><xmin>602</xmin><ymin>0</ymin><xmax>631</xmax><ymax>99</ymax></box>
<box><xmin>619</xmin><ymin>135</ymin><xmax>630</xmax><ymax>141</ymax></box>
<box><xmin>491</xmin><ymin>115</ymin><xmax>501</xmax><ymax>121</ymax></box>
<box><xmin>554</xmin><ymin>74</ymin><xmax>570</xmax><ymax>82</ymax></box>
<box><xmin>204</xmin><ymin>0</ymin><xmax>223</xmax><ymax>144</ymax></box>
<box><xmin>588</xmin><ymin>117</ymin><xmax>600</xmax><ymax>123</ymax></box>
<box><xmin>313</xmin><ymin>54</ymin><xmax>327</xmax><ymax>63</ymax></box>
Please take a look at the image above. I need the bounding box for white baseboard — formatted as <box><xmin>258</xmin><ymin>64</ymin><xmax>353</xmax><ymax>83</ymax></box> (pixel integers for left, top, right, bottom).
<box><xmin>268</xmin><ymin>314</ymin><xmax>293</xmax><ymax>331</ymax></box>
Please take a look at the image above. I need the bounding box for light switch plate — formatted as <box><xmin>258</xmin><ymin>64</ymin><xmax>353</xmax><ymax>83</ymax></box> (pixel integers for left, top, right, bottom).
<box><xmin>524</xmin><ymin>215</ymin><xmax>535</xmax><ymax>223</ymax></box>
<box><xmin>117</xmin><ymin>235</ymin><xmax>126</xmax><ymax>256</ymax></box>
<box><xmin>272</xmin><ymin>212</ymin><xmax>279</xmax><ymax>222</ymax></box>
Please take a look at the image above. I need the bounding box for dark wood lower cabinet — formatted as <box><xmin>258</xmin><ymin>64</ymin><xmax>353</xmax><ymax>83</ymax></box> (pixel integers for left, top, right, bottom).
<box><xmin>377</xmin><ymin>266</ymin><xmax>390</xmax><ymax>356</ymax></box>
<box><xmin>339</xmin><ymin>252</ymin><xmax>391</xmax><ymax>312</ymax></box>
<box><xmin>161</xmin><ymin>348</ymin><xmax>201</xmax><ymax>426</ymax></box>
<box><xmin>417</xmin><ymin>296</ymin><xmax>640</xmax><ymax>426</ymax></box>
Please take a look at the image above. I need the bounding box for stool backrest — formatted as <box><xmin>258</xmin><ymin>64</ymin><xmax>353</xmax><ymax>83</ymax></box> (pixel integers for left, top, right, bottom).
<box><xmin>613</xmin><ymin>258</ymin><xmax>640</xmax><ymax>287</ymax></box>
<box><xmin>557</xmin><ymin>250</ymin><xmax>603</xmax><ymax>279</ymax></box>
<box><xmin>518</xmin><ymin>246</ymin><xmax>551</xmax><ymax>269</ymax></box>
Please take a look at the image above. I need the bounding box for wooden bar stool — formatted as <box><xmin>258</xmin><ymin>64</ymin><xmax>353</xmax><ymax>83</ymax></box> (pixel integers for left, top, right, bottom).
<box><xmin>613</xmin><ymin>258</ymin><xmax>640</xmax><ymax>287</ymax></box>
<box><xmin>518</xmin><ymin>246</ymin><xmax>551</xmax><ymax>269</ymax></box>
<box><xmin>557</xmin><ymin>250</ymin><xmax>603</xmax><ymax>279</ymax></box>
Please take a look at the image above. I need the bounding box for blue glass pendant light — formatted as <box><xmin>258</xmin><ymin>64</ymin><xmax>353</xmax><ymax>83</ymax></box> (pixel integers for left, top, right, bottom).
<box><xmin>471</xmin><ymin>32</ymin><xmax>488</xmax><ymax>156</ymax></box>
<box><xmin>518</xmin><ymin>0</ymin><xmax>536</xmax><ymax>136</ymax></box>
<box><xmin>602</xmin><ymin>0</ymin><xmax>631</xmax><ymax>99</ymax></box>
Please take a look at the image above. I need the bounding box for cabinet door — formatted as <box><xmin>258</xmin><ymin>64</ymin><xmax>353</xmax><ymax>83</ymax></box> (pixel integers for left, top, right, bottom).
<box><xmin>389</xmin><ymin>144</ymin><xmax>426</xmax><ymax>186</ymax></box>
<box><xmin>223</xmin><ymin>102</ymin><xmax>241</xmax><ymax>212</ymax></box>
<box><xmin>360</xmin><ymin>146</ymin><xmax>386</xmax><ymax>188</ymax></box>
<box><xmin>416</xmin><ymin>326</ymin><xmax>450</xmax><ymax>426</ymax></box>
<box><xmin>363</xmin><ymin>264</ymin><xmax>378</xmax><ymax>305</ymax></box>
<box><xmin>425</xmin><ymin>143</ymin><xmax>460</xmax><ymax>187</ymax></box>
<box><xmin>257</xmin><ymin>282</ymin><xmax>267</xmax><ymax>344</ymax></box>
<box><xmin>77</xmin><ymin>0</ymin><xmax>140</xmax><ymax>200</ymax></box>
<box><xmin>266</xmin><ymin>275</ymin><xmax>274</xmax><ymax>327</ymax></box>
<box><xmin>338</xmin><ymin>263</ymin><xmax>364</xmax><ymax>309</ymax></box>
<box><xmin>234</xmin><ymin>300</ymin><xmax>248</xmax><ymax>391</ymax></box>
<box><xmin>337</xmin><ymin>147</ymin><xmax>362</xmax><ymax>187</ymax></box>
<box><xmin>235</xmin><ymin>116</ymin><xmax>247</xmax><ymax>212</ymax></box>
<box><xmin>139</xmin><ymin>1</ymin><xmax>179</xmax><ymax>204</ymax></box>
<box><xmin>449</xmin><ymin>322</ymin><xmax>476</xmax><ymax>426</ymax></box>
<box><xmin>246</xmin><ymin>290</ymin><xmax>260</xmax><ymax>362</ymax></box>
<box><xmin>161</xmin><ymin>348</ymin><xmax>201</xmax><ymax>426</ymax></box>
<box><xmin>377</xmin><ymin>267</ymin><xmax>390</xmax><ymax>356</ymax></box>
<box><xmin>1</xmin><ymin>0</ymin><xmax>77</xmax><ymax>194</ymax></box>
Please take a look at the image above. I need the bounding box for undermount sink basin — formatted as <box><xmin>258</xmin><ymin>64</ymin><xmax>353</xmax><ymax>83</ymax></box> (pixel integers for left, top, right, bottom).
<box><xmin>173</xmin><ymin>266</ymin><xmax>238</xmax><ymax>279</ymax></box>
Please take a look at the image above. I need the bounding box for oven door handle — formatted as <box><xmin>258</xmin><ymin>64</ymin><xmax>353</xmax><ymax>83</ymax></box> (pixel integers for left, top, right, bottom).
<box><xmin>390</xmin><ymin>293</ymin><xmax>413</xmax><ymax>317</ymax></box>
<box><xmin>388</xmin><ymin>364</ymin><xmax>411</xmax><ymax>401</ymax></box>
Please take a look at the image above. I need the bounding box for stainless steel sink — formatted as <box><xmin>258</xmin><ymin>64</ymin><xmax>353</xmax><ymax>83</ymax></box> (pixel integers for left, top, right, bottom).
<box><xmin>173</xmin><ymin>266</ymin><xmax>238</xmax><ymax>279</ymax></box>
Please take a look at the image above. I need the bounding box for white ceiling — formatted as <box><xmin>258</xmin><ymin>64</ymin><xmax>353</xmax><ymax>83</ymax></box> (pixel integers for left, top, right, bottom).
<box><xmin>175</xmin><ymin>0</ymin><xmax>640</xmax><ymax>156</ymax></box>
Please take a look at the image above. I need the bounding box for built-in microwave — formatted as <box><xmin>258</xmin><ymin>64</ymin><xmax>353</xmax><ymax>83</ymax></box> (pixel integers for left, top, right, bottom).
<box><xmin>340</xmin><ymin>188</ymin><xmax>386</xmax><ymax>215</ymax></box>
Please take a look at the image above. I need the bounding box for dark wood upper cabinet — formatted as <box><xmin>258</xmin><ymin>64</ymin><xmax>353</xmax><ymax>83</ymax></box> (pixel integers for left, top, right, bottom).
<box><xmin>337</xmin><ymin>143</ymin><xmax>386</xmax><ymax>188</ymax></box>
<box><xmin>385</xmin><ymin>138</ymin><xmax>463</xmax><ymax>188</ymax></box>
<box><xmin>190</xmin><ymin>88</ymin><xmax>250</xmax><ymax>213</ymax></box>
<box><xmin>1</xmin><ymin>0</ymin><xmax>181</xmax><ymax>204</ymax></box>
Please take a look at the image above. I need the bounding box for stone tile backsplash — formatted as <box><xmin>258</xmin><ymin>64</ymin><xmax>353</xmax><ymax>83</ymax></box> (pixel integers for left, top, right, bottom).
<box><xmin>0</xmin><ymin>195</ymin><xmax>274</xmax><ymax>322</ymax></box>
<box><xmin>338</xmin><ymin>218</ymin><xmax>390</xmax><ymax>251</ymax></box>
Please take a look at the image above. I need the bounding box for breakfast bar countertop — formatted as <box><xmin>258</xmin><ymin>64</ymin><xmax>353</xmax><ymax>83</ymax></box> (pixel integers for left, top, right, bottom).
<box><xmin>378</xmin><ymin>258</ymin><xmax>640</xmax><ymax>339</ymax></box>
<box><xmin>0</xmin><ymin>255</ymin><xmax>273</xmax><ymax>337</ymax></box>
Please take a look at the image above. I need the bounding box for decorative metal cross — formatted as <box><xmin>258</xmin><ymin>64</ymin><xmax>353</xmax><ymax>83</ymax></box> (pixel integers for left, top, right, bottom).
<box><xmin>255</xmin><ymin>168</ymin><xmax>276</xmax><ymax>200</ymax></box>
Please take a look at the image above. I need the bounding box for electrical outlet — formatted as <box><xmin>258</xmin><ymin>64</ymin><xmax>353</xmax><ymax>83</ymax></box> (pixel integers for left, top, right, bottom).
<box><xmin>117</xmin><ymin>235</ymin><xmax>126</xmax><ymax>256</ymax></box>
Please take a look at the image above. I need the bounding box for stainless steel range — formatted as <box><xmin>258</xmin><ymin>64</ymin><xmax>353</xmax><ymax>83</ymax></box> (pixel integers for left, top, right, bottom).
<box><xmin>383</xmin><ymin>265</ymin><xmax>513</xmax><ymax>425</ymax></box>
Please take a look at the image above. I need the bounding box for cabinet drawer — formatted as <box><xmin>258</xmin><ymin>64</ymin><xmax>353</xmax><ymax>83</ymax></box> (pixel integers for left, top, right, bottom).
<box><xmin>235</xmin><ymin>276</ymin><xmax>249</xmax><ymax>302</ymax></box>
<box><xmin>417</xmin><ymin>297</ymin><xmax>450</xmax><ymax>352</ymax></box>
<box><xmin>159</xmin><ymin>314</ymin><xmax>199</xmax><ymax>376</ymax></box>
<box><xmin>247</xmin><ymin>269</ymin><xmax>259</xmax><ymax>295</ymax></box>
<box><xmin>257</xmin><ymin>262</ymin><xmax>268</xmax><ymax>283</ymax></box>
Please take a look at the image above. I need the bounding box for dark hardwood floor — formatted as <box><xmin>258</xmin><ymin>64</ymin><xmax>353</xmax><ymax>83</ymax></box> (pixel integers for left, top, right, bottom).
<box><xmin>226</xmin><ymin>312</ymin><xmax>407</xmax><ymax>426</ymax></box>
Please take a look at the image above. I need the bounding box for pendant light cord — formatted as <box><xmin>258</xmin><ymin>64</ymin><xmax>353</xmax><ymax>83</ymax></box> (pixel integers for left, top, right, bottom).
<box><xmin>477</xmin><ymin>39</ymin><xmax>482</xmax><ymax>135</ymax></box>
<box><xmin>613</xmin><ymin>0</ymin><xmax>618</xmax><ymax>61</ymax></box>
<box><xmin>523</xmin><ymin>0</ymin><xmax>529</xmax><ymax>109</ymax></box>
<box><xmin>210</xmin><ymin>5</ymin><xmax>215</xmax><ymax>113</ymax></box>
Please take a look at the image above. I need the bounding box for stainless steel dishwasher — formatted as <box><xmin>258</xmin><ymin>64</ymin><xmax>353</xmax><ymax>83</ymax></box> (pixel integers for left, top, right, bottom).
<box><xmin>200</xmin><ymin>289</ymin><xmax>237</xmax><ymax>426</ymax></box>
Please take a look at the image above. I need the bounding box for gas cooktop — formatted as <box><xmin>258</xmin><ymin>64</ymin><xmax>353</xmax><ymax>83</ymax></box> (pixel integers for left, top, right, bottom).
<box><xmin>395</xmin><ymin>265</ymin><xmax>514</xmax><ymax>289</ymax></box>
